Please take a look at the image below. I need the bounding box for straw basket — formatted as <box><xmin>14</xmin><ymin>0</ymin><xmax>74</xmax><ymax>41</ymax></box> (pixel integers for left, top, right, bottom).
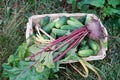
<box><xmin>26</xmin><ymin>13</ymin><xmax>108</xmax><ymax>63</ymax></box>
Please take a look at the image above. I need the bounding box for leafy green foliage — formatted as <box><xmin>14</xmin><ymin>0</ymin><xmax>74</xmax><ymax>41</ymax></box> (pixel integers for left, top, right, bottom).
<box><xmin>67</xmin><ymin>0</ymin><xmax>77</xmax><ymax>12</ymax></box>
<box><xmin>102</xmin><ymin>6</ymin><xmax>120</xmax><ymax>18</ymax></box>
<box><xmin>52</xmin><ymin>61</ymin><xmax>59</xmax><ymax>73</ymax></box>
<box><xmin>67</xmin><ymin>0</ymin><xmax>120</xmax><ymax>19</ymax></box>
<box><xmin>2</xmin><ymin>42</ymin><xmax>55</xmax><ymax>80</ymax></box>
<box><xmin>28</xmin><ymin>43</ymin><xmax>55</xmax><ymax>69</ymax></box>
<box><xmin>67</xmin><ymin>0</ymin><xmax>74</xmax><ymax>4</ymax></box>
<box><xmin>28</xmin><ymin>43</ymin><xmax>47</xmax><ymax>53</ymax></box>
<box><xmin>34</xmin><ymin>62</ymin><xmax>45</xmax><ymax>73</ymax></box>
<box><xmin>72</xmin><ymin>0</ymin><xmax>77</xmax><ymax>12</ymax></box>
<box><xmin>2</xmin><ymin>61</ymin><xmax>50</xmax><ymax>80</ymax></box>
<box><xmin>17</xmin><ymin>43</ymin><xmax>28</xmax><ymax>59</ymax></box>
<box><xmin>104</xmin><ymin>15</ymin><xmax>120</xmax><ymax>35</ymax></box>
<box><xmin>78</xmin><ymin>0</ymin><xmax>105</xmax><ymax>8</ymax></box>
<box><xmin>62</xmin><ymin>48</ymin><xmax>80</xmax><ymax>62</ymax></box>
<box><xmin>7</xmin><ymin>43</ymin><xmax>28</xmax><ymax>66</ymax></box>
<box><xmin>43</xmin><ymin>53</ymin><xmax>55</xmax><ymax>68</ymax></box>
<box><xmin>108</xmin><ymin>0</ymin><xmax>120</xmax><ymax>8</ymax></box>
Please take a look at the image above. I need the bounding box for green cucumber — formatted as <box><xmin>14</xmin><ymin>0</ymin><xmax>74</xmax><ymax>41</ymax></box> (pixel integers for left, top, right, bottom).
<box><xmin>78</xmin><ymin>15</ymin><xmax>87</xmax><ymax>25</ymax></box>
<box><xmin>42</xmin><ymin>20</ymin><xmax>56</xmax><ymax>33</ymax></box>
<box><xmin>50</xmin><ymin>32</ymin><xmax>56</xmax><ymax>38</ymax></box>
<box><xmin>60</xmin><ymin>25</ymin><xmax>78</xmax><ymax>31</ymax></box>
<box><xmin>55</xmin><ymin>16</ymin><xmax>67</xmax><ymax>28</ymax></box>
<box><xmin>52</xmin><ymin>28</ymin><xmax>70</xmax><ymax>37</ymax></box>
<box><xmin>80</xmin><ymin>40</ymin><xmax>87</xmax><ymax>46</ymax></box>
<box><xmin>69</xmin><ymin>16</ymin><xmax>79</xmax><ymax>22</ymax></box>
<box><xmin>88</xmin><ymin>40</ymin><xmax>99</xmax><ymax>51</ymax></box>
<box><xmin>67</xmin><ymin>20</ymin><xmax>83</xmax><ymax>28</ymax></box>
<box><xmin>40</xmin><ymin>16</ymin><xmax>50</xmax><ymax>27</ymax></box>
<box><xmin>69</xmin><ymin>16</ymin><xmax>84</xmax><ymax>27</ymax></box>
<box><xmin>80</xmin><ymin>45</ymin><xmax>89</xmax><ymax>50</ymax></box>
<box><xmin>78</xmin><ymin>49</ymin><xmax>94</xmax><ymax>57</ymax></box>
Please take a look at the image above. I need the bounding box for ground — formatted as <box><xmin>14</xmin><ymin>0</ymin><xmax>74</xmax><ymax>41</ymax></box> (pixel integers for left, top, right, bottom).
<box><xmin>0</xmin><ymin>0</ymin><xmax>120</xmax><ymax>80</ymax></box>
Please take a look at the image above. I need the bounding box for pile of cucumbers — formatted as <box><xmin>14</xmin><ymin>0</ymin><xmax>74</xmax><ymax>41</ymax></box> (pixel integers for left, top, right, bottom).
<box><xmin>38</xmin><ymin>15</ymin><xmax>100</xmax><ymax>58</ymax></box>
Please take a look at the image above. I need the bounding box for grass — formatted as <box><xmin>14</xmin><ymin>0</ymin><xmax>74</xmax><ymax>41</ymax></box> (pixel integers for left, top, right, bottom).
<box><xmin>0</xmin><ymin>0</ymin><xmax>120</xmax><ymax>80</ymax></box>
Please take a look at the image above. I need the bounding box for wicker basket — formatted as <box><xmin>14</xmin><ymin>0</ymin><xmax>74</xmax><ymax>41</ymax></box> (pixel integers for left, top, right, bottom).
<box><xmin>26</xmin><ymin>13</ymin><xmax>108</xmax><ymax>63</ymax></box>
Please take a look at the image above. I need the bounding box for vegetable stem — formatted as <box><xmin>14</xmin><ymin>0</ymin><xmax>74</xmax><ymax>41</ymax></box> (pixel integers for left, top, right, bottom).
<box><xmin>53</xmin><ymin>30</ymin><xmax>88</xmax><ymax>62</ymax></box>
<box><xmin>52</xmin><ymin>31</ymin><xmax>85</xmax><ymax>53</ymax></box>
<box><xmin>28</xmin><ymin>27</ymin><xmax>87</xmax><ymax>60</ymax></box>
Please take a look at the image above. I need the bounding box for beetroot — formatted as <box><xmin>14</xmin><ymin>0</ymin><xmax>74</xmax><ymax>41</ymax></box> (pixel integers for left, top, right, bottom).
<box><xmin>86</xmin><ymin>19</ymin><xmax>104</xmax><ymax>40</ymax></box>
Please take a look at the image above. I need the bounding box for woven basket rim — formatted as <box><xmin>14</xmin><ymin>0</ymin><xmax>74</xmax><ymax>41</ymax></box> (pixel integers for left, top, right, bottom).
<box><xmin>26</xmin><ymin>13</ymin><xmax>108</xmax><ymax>63</ymax></box>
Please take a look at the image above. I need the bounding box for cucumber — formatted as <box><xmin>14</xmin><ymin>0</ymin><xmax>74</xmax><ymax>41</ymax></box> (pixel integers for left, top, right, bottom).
<box><xmin>67</xmin><ymin>20</ymin><xmax>83</xmax><ymax>28</ymax></box>
<box><xmin>40</xmin><ymin>16</ymin><xmax>50</xmax><ymax>27</ymax></box>
<box><xmin>78</xmin><ymin>49</ymin><xmax>94</xmax><ymax>57</ymax></box>
<box><xmin>69</xmin><ymin>16</ymin><xmax>79</xmax><ymax>22</ymax></box>
<box><xmin>42</xmin><ymin>20</ymin><xmax>56</xmax><ymax>33</ymax></box>
<box><xmin>52</xmin><ymin>28</ymin><xmax>70</xmax><ymax>37</ymax></box>
<box><xmin>55</xmin><ymin>16</ymin><xmax>67</xmax><ymax>28</ymax></box>
<box><xmin>60</xmin><ymin>25</ymin><xmax>78</xmax><ymax>31</ymax></box>
<box><xmin>80</xmin><ymin>45</ymin><xmax>89</xmax><ymax>50</ymax></box>
<box><xmin>80</xmin><ymin>40</ymin><xmax>87</xmax><ymax>46</ymax></box>
<box><xmin>78</xmin><ymin>15</ymin><xmax>87</xmax><ymax>25</ymax></box>
<box><xmin>69</xmin><ymin>16</ymin><xmax>84</xmax><ymax>27</ymax></box>
<box><xmin>88</xmin><ymin>40</ymin><xmax>99</xmax><ymax>51</ymax></box>
<box><xmin>50</xmin><ymin>32</ymin><xmax>56</xmax><ymax>38</ymax></box>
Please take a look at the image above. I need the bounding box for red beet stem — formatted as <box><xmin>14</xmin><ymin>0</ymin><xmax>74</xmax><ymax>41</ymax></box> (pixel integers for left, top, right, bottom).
<box><xmin>53</xmin><ymin>30</ymin><xmax>88</xmax><ymax>62</ymax></box>
<box><xmin>50</xmin><ymin>27</ymin><xmax>86</xmax><ymax>45</ymax></box>
<box><xmin>52</xmin><ymin>31</ymin><xmax>85</xmax><ymax>52</ymax></box>
<box><xmin>28</xmin><ymin>27</ymin><xmax>87</xmax><ymax>59</ymax></box>
<box><xmin>29</xmin><ymin>35</ymin><xmax>69</xmax><ymax>59</ymax></box>
<box><xmin>53</xmin><ymin>34</ymin><xmax>84</xmax><ymax>62</ymax></box>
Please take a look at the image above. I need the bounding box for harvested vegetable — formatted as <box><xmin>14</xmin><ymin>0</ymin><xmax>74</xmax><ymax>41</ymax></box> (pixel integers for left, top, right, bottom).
<box><xmin>40</xmin><ymin>16</ymin><xmax>50</xmax><ymax>27</ymax></box>
<box><xmin>67</xmin><ymin>20</ymin><xmax>83</xmax><ymax>28</ymax></box>
<box><xmin>52</xmin><ymin>28</ymin><xmax>70</xmax><ymax>37</ymax></box>
<box><xmin>69</xmin><ymin>16</ymin><xmax>84</xmax><ymax>27</ymax></box>
<box><xmin>80</xmin><ymin>45</ymin><xmax>89</xmax><ymax>50</ymax></box>
<box><xmin>79</xmin><ymin>15</ymin><xmax>87</xmax><ymax>25</ymax></box>
<box><xmin>78</xmin><ymin>49</ymin><xmax>94</xmax><ymax>57</ymax></box>
<box><xmin>55</xmin><ymin>16</ymin><xmax>67</xmax><ymax>28</ymax></box>
<box><xmin>43</xmin><ymin>19</ymin><xmax>58</xmax><ymax>33</ymax></box>
<box><xmin>60</xmin><ymin>25</ymin><xmax>78</xmax><ymax>31</ymax></box>
<box><xmin>88</xmin><ymin>39</ymin><xmax>100</xmax><ymax>54</ymax></box>
<box><xmin>86</xmin><ymin>19</ymin><xmax>105</xmax><ymax>40</ymax></box>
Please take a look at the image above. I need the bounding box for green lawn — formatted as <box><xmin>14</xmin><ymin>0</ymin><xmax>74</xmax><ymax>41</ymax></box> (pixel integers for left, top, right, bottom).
<box><xmin>0</xmin><ymin>0</ymin><xmax>120</xmax><ymax>80</ymax></box>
